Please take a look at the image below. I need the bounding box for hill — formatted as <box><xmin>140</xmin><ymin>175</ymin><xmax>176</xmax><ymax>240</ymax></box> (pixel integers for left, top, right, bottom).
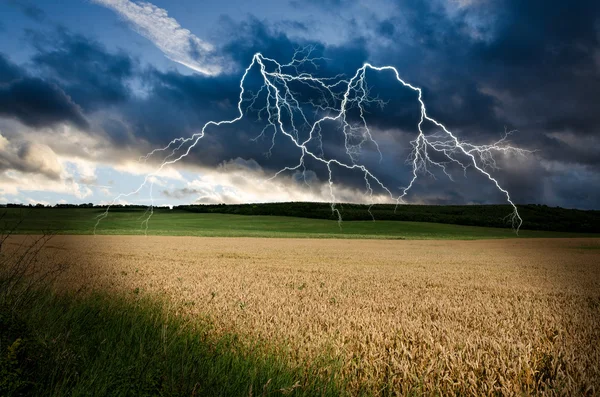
<box><xmin>174</xmin><ymin>202</ymin><xmax>600</xmax><ymax>233</ymax></box>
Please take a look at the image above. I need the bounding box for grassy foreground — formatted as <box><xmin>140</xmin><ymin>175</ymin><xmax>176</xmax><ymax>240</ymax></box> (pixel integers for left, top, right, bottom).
<box><xmin>3</xmin><ymin>207</ymin><xmax>597</xmax><ymax>239</ymax></box>
<box><xmin>0</xmin><ymin>288</ymin><xmax>342</xmax><ymax>396</ymax></box>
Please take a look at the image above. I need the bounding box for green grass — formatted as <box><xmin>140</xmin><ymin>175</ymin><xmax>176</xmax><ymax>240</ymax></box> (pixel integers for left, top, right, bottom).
<box><xmin>0</xmin><ymin>288</ymin><xmax>344</xmax><ymax>396</ymax></box>
<box><xmin>3</xmin><ymin>207</ymin><xmax>597</xmax><ymax>239</ymax></box>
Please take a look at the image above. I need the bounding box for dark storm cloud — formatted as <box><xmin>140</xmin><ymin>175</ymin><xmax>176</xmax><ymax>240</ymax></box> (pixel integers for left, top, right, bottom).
<box><xmin>290</xmin><ymin>0</ymin><xmax>346</xmax><ymax>10</ymax></box>
<box><xmin>57</xmin><ymin>18</ymin><xmax>361</xmax><ymax>176</ymax></box>
<box><xmin>0</xmin><ymin>54</ymin><xmax>89</xmax><ymax>129</ymax></box>
<box><xmin>276</xmin><ymin>20</ymin><xmax>309</xmax><ymax>33</ymax></box>
<box><xmin>30</xmin><ymin>31</ymin><xmax>136</xmax><ymax>111</ymax></box>
<box><xmin>550</xmin><ymin>169</ymin><xmax>600</xmax><ymax>210</ymax></box>
<box><xmin>99</xmin><ymin>118</ymin><xmax>134</xmax><ymax>146</ymax></box>
<box><xmin>376</xmin><ymin>20</ymin><xmax>395</xmax><ymax>38</ymax></box>
<box><xmin>476</xmin><ymin>0</ymin><xmax>600</xmax><ymax>65</ymax></box>
<box><xmin>122</xmin><ymin>23</ymin><xmax>382</xmax><ymax>183</ymax></box>
<box><xmin>221</xmin><ymin>16</ymin><xmax>301</xmax><ymax>66</ymax></box>
<box><xmin>5</xmin><ymin>20</ymin><xmax>372</xmax><ymax>177</ymax></box>
<box><xmin>325</xmin><ymin>0</ymin><xmax>600</xmax><ymax>206</ymax></box>
<box><xmin>3</xmin><ymin>0</ymin><xmax>598</xmax><ymax>208</ymax></box>
<box><xmin>469</xmin><ymin>0</ymin><xmax>600</xmax><ymax>137</ymax></box>
<box><xmin>70</xmin><ymin>9</ymin><xmax>600</xmax><ymax>204</ymax></box>
<box><xmin>0</xmin><ymin>54</ymin><xmax>21</xmax><ymax>83</ymax></box>
<box><xmin>7</xmin><ymin>0</ymin><xmax>46</xmax><ymax>22</ymax></box>
<box><xmin>122</xmin><ymin>69</ymin><xmax>242</xmax><ymax>149</ymax></box>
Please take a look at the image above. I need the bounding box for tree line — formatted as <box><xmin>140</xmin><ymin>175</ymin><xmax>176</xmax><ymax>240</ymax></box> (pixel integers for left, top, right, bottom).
<box><xmin>2</xmin><ymin>202</ymin><xmax>598</xmax><ymax>233</ymax></box>
<box><xmin>175</xmin><ymin>202</ymin><xmax>600</xmax><ymax>233</ymax></box>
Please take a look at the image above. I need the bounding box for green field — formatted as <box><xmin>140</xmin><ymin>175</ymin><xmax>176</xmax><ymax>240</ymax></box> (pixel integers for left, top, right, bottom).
<box><xmin>2</xmin><ymin>207</ymin><xmax>596</xmax><ymax>239</ymax></box>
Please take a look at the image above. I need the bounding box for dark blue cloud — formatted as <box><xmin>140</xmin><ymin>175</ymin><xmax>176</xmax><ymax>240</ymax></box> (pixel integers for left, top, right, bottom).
<box><xmin>220</xmin><ymin>16</ymin><xmax>301</xmax><ymax>67</ymax></box>
<box><xmin>342</xmin><ymin>0</ymin><xmax>600</xmax><ymax>168</ymax></box>
<box><xmin>30</xmin><ymin>30</ymin><xmax>135</xmax><ymax>111</ymax></box>
<box><xmin>476</xmin><ymin>0</ymin><xmax>600</xmax><ymax>65</ymax></box>
<box><xmin>376</xmin><ymin>20</ymin><xmax>395</xmax><ymax>38</ymax></box>
<box><xmin>1</xmin><ymin>0</ymin><xmax>598</xmax><ymax>208</ymax></box>
<box><xmin>7</xmin><ymin>0</ymin><xmax>46</xmax><ymax>22</ymax></box>
<box><xmin>0</xmin><ymin>54</ymin><xmax>89</xmax><ymax>129</ymax></box>
<box><xmin>290</xmin><ymin>0</ymin><xmax>345</xmax><ymax>9</ymax></box>
<box><xmin>0</xmin><ymin>54</ymin><xmax>21</xmax><ymax>83</ymax></box>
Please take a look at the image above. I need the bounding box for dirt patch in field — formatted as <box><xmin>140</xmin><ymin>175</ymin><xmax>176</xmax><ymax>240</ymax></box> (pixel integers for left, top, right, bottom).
<box><xmin>10</xmin><ymin>236</ymin><xmax>600</xmax><ymax>395</ymax></box>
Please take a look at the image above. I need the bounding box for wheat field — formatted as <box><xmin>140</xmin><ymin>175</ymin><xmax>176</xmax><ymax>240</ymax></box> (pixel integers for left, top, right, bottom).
<box><xmin>22</xmin><ymin>235</ymin><xmax>600</xmax><ymax>395</ymax></box>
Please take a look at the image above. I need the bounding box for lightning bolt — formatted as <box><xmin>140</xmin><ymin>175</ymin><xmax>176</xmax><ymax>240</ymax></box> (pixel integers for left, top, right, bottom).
<box><xmin>95</xmin><ymin>47</ymin><xmax>530</xmax><ymax>234</ymax></box>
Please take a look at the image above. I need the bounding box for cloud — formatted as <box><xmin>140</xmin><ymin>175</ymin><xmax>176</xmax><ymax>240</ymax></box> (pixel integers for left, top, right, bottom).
<box><xmin>7</xmin><ymin>0</ymin><xmax>46</xmax><ymax>22</ymax></box>
<box><xmin>0</xmin><ymin>54</ymin><xmax>21</xmax><ymax>84</ymax></box>
<box><xmin>0</xmin><ymin>132</ymin><xmax>62</xmax><ymax>180</ymax></box>
<box><xmin>59</xmin><ymin>15</ymin><xmax>600</xmax><ymax>208</ymax></box>
<box><xmin>113</xmin><ymin>160</ymin><xmax>184</xmax><ymax>181</ymax></box>
<box><xmin>2</xmin><ymin>3</ymin><xmax>599</xmax><ymax>209</ymax></box>
<box><xmin>0</xmin><ymin>54</ymin><xmax>89</xmax><ymax>130</ymax></box>
<box><xmin>18</xmin><ymin>142</ymin><xmax>63</xmax><ymax>179</ymax></box>
<box><xmin>161</xmin><ymin>187</ymin><xmax>199</xmax><ymax>200</ymax></box>
<box><xmin>91</xmin><ymin>0</ymin><xmax>227</xmax><ymax>75</ymax></box>
<box><xmin>0</xmin><ymin>171</ymin><xmax>93</xmax><ymax>200</ymax></box>
<box><xmin>161</xmin><ymin>158</ymin><xmax>395</xmax><ymax>205</ymax></box>
<box><xmin>0</xmin><ymin>78</ymin><xmax>89</xmax><ymax>131</ymax></box>
<box><xmin>0</xmin><ymin>131</ymin><xmax>97</xmax><ymax>200</ymax></box>
<box><xmin>31</xmin><ymin>31</ymin><xmax>136</xmax><ymax>111</ymax></box>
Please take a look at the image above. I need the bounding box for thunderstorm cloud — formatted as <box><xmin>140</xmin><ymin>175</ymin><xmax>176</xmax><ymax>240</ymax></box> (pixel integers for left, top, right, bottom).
<box><xmin>0</xmin><ymin>0</ymin><xmax>598</xmax><ymax>208</ymax></box>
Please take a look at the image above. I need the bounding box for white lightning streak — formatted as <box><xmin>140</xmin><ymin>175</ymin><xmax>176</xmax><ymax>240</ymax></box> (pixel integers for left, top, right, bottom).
<box><xmin>96</xmin><ymin>49</ymin><xmax>530</xmax><ymax>234</ymax></box>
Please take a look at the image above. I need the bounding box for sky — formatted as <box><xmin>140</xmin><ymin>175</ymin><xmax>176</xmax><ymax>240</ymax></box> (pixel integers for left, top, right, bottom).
<box><xmin>0</xmin><ymin>0</ymin><xmax>598</xmax><ymax>209</ymax></box>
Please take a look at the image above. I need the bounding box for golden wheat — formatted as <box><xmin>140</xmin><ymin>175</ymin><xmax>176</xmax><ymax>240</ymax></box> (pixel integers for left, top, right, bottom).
<box><xmin>16</xmin><ymin>235</ymin><xmax>600</xmax><ymax>396</ymax></box>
